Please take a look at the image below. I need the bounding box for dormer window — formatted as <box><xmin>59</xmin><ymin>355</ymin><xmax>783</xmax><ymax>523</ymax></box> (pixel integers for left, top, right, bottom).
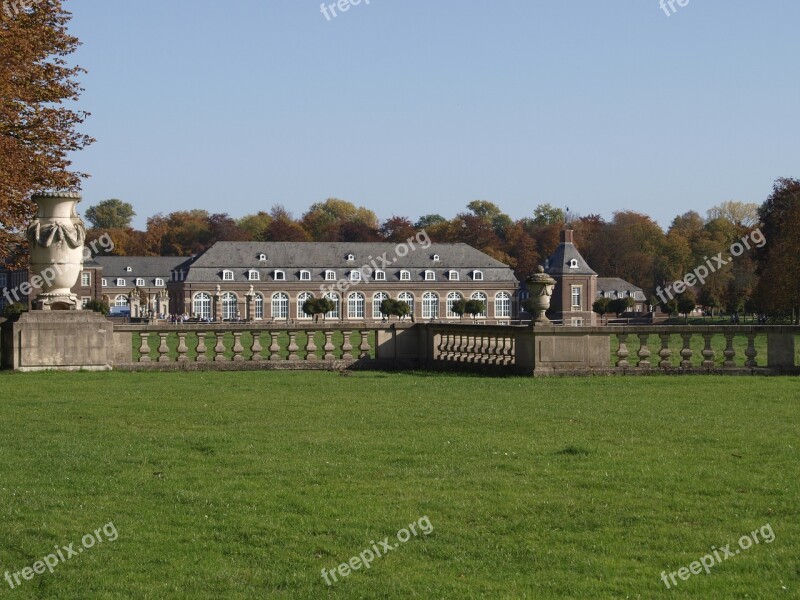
<box><xmin>155</xmin><ymin>278</ymin><xmax>164</xmax><ymax>287</ymax></box>
<box><xmin>400</xmin><ymin>270</ymin><xmax>411</xmax><ymax>281</ymax></box>
<box><xmin>424</xmin><ymin>270</ymin><xmax>435</xmax><ymax>281</ymax></box>
<box><xmin>125</xmin><ymin>266</ymin><xmax>132</xmax><ymax>272</ymax></box>
<box><xmin>116</xmin><ymin>278</ymin><xmax>126</xmax><ymax>287</ymax></box>
<box><xmin>222</xmin><ymin>270</ymin><xmax>234</xmax><ymax>281</ymax></box>
<box><xmin>258</xmin><ymin>254</ymin><xmax>267</xmax><ymax>261</ymax></box>
<box><xmin>473</xmin><ymin>270</ymin><xmax>484</xmax><ymax>281</ymax></box>
<box><xmin>101</xmin><ymin>278</ymin><xmax>108</xmax><ymax>287</ymax></box>
<box><xmin>448</xmin><ymin>270</ymin><xmax>459</xmax><ymax>281</ymax></box>
<box><xmin>325</xmin><ymin>270</ymin><xmax>336</xmax><ymax>281</ymax></box>
<box><xmin>274</xmin><ymin>270</ymin><xmax>286</xmax><ymax>281</ymax></box>
<box><xmin>135</xmin><ymin>278</ymin><xmax>145</xmax><ymax>287</ymax></box>
<box><xmin>350</xmin><ymin>271</ymin><xmax>362</xmax><ymax>282</ymax></box>
<box><xmin>432</xmin><ymin>254</ymin><xmax>440</xmax><ymax>262</ymax></box>
<box><xmin>300</xmin><ymin>270</ymin><xmax>311</xmax><ymax>281</ymax></box>
<box><xmin>374</xmin><ymin>270</ymin><xmax>386</xmax><ymax>281</ymax></box>
<box><xmin>346</xmin><ymin>254</ymin><xmax>355</xmax><ymax>262</ymax></box>
<box><xmin>248</xmin><ymin>270</ymin><xmax>260</xmax><ymax>281</ymax></box>
<box><xmin>569</xmin><ymin>259</ymin><xmax>579</xmax><ymax>269</ymax></box>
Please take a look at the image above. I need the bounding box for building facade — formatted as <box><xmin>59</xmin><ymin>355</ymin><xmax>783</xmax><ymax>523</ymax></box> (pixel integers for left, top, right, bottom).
<box><xmin>544</xmin><ymin>230</ymin><xmax>598</xmax><ymax>326</ymax></box>
<box><xmin>93</xmin><ymin>256</ymin><xmax>188</xmax><ymax>316</ymax></box>
<box><xmin>167</xmin><ymin>242</ymin><xmax>519</xmax><ymax>323</ymax></box>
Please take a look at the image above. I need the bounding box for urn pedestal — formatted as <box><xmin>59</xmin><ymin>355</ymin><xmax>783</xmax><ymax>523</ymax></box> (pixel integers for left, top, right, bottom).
<box><xmin>27</xmin><ymin>192</ymin><xmax>86</xmax><ymax>310</ymax></box>
<box><xmin>526</xmin><ymin>266</ymin><xmax>557</xmax><ymax>326</ymax></box>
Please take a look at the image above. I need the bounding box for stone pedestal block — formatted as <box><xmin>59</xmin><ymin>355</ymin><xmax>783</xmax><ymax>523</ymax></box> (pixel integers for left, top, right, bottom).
<box><xmin>2</xmin><ymin>311</ymin><xmax>114</xmax><ymax>372</ymax></box>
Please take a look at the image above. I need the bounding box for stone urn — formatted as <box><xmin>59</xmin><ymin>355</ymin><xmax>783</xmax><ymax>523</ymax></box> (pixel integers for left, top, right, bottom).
<box><xmin>27</xmin><ymin>192</ymin><xmax>86</xmax><ymax>310</ymax></box>
<box><xmin>525</xmin><ymin>266</ymin><xmax>557</xmax><ymax>325</ymax></box>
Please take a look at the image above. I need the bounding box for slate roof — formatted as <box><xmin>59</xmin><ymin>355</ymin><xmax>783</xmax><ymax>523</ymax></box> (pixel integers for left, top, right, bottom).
<box><xmin>176</xmin><ymin>242</ymin><xmax>518</xmax><ymax>284</ymax></box>
<box><xmin>545</xmin><ymin>241</ymin><xmax>597</xmax><ymax>276</ymax></box>
<box><xmin>93</xmin><ymin>256</ymin><xmax>188</xmax><ymax>283</ymax></box>
<box><xmin>596</xmin><ymin>277</ymin><xmax>647</xmax><ymax>301</ymax></box>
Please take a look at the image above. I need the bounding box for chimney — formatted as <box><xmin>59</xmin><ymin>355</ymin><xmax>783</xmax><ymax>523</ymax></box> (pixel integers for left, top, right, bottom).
<box><xmin>560</xmin><ymin>230</ymin><xmax>574</xmax><ymax>244</ymax></box>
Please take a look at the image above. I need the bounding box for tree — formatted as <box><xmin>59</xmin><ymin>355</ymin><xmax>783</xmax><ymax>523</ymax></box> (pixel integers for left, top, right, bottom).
<box><xmin>238</xmin><ymin>212</ymin><xmax>272</xmax><ymax>241</ymax></box>
<box><xmin>379</xmin><ymin>216</ymin><xmax>416</xmax><ymax>242</ymax></box>
<box><xmin>84</xmin><ymin>199</ymin><xmax>135</xmax><ymax>229</ymax></box>
<box><xmin>753</xmin><ymin>178</ymin><xmax>800</xmax><ymax>323</ymax></box>
<box><xmin>450</xmin><ymin>299</ymin><xmax>466</xmax><ymax>319</ymax></box>
<box><xmin>592</xmin><ymin>297</ymin><xmax>610</xmax><ymax>324</ymax></box>
<box><xmin>532</xmin><ymin>204</ymin><xmax>565</xmax><ymax>226</ymax></box>
<box><xmin>463</xmin><ymin>299</ymin><xmax>485</xmax><ymax>320</ymax></box>
<box><xmin>415</xmin><ymin>214</ymin><xmax>446</xmax><ymax>229</ymax></box>
<box><xmin>379</xmin><ymin>298</ymin><xmax>411</xmax><ymax>321</ymax></box>
<box><xmin>84</xmin><ymin>299</ymin><xmax>109</xmax><ymax>315</ymax></box>
<box><xmin>0</xmin><ymin>1</ymin><xmax>94</xmax><ymax>265</ymax></box>
<box><xmin>676</xmin><ymin>291</ymin><xmax>697</xmax><ymax>323</ymax></box>
<box><xmin>608</xmin><ymin>297</ymin><xmax>634</xmax><ymax>317</ymax></box>
<box><xmin>302</xmin><ymin>297</ymin><xmax>335</xmax><ymax>322</ymax></box>
<box><xmin>301</xmin><ymin>198</ymin><xmax>378</xmax><ymax>241</ymax></box>
<box><xmin>707</xmin><ymin>201</ymin><xmax>760</xmax><ymax>228</ymax></box>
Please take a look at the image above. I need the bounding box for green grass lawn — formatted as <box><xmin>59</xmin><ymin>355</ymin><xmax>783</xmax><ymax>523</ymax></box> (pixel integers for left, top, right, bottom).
<box><xmin>0</xmin><ymin>371</ymin><xmax>797</xmax><ymax>599</ymax></box>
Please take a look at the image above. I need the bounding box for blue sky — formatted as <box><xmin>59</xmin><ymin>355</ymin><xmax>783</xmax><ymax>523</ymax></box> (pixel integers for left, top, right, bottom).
<box><xmin>66</xmin><ymin>0</ymin><xmax>800</xmax><ymax>229</ymax></box>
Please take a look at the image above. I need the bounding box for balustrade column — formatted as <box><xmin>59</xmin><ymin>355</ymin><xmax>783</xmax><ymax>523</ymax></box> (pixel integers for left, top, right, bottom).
<box><xmin>323</xmin><ymin>331</ymin><xmax>335</xmax><ymax>361</ymax></box>
<box><xmin>196</xmin><ymin>332</ymin><xmax>208</xmax><ymax>362</ymax></box>
<box><xmin>157</xmin><ymin>333</ymin><xmax>171</xmax><ymax>362</ymax></box>
<box><xmin>306</xmin><ymin>331</ymin><xmax>318</xmax><ymax>361</ymax></box>
<box><xmin>250</xmin><ymin>332</ymin><xmax>263</xmax><ymax>362</ymax></box>
<box><xmin>702</xmin><ymin>333</ymin><xmax>716</xmax><ymax>368</ymax></box>
<box><xmin>658</xmin><ymin>334</ymin><xmax>671</xmax><ymax>368</ymax></box>
<box><xmin>745</xmin><ymin>333</ymin><xmax>758</xmax><ymax>368</ymax></box>
<box><xmin>268</xmin><ymin>331</ymin><xmax>281</xmax><ymax>361</ymax></box>
<box><xmin>359</xmin><ymin>331</ymin><xmax>371</xmax><ymax>359</ymax></box>
<box><xmin>616</xmin><ymin>334</ymin><xmax>630</xmax><ymax>367</ymax></box>
<box><xmin>723</xmin><ymin>333</ymin><xmax>736</xmax><ymax>368</ymax></box>
<box><xmin>214</xmin><ymin>332</ymin><xmax>227</xmax><ymax>362</ymax></box>
<box><xmin>680</xmin><ymin>333</ymin><xmax>694</xmax><ymax>368</ymax></box>
<box><xmin>138</xmin><ymin>332</ymin><xmax>151</xmax><ymax>363</ymax></box>
<box><xmin>176</xmin><ymin>332</ymin><xmax>189</xmax><ymax>363</ymax></box>
<box><xmin>341</xmin><ymin>331</ymin><xmax>353</xmax><ymax>360</ymax></box>
<box><xmin>637</xmin><ymin>334</ymin><xmax>651</xmax><ymax>368</ymax></box>
<box><xmin>287</xmin><ymin>331</ymin><xmax>300</xmax><ymax>361</ymax></box>
<box><xmin>232</xmin><ymin>332</ymin><xmax>244</xmax><ymax>362</ymax></box>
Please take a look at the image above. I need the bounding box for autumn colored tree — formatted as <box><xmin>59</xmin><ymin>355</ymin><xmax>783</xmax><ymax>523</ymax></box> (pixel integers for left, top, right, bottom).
<box><xmin>0</xmin><ymin>0</ymin><xmax>94</xmax><ymax>265</ymax></box>
<box><xmin>379</xmin><ymin>216</ymin><xmax>417</xmax><ymax>242</ymax></box>
<box><xmin>238</xmin><ymin>211</ymin><xmax>272</xmax><ymax>240</ymax></box>
<box><xmin>265</xmin><ymin>205</ymin><xmax>310</xmax><ymax>242</ymax></box>
<box><xmin>301</xmin><ymin>198</ymin><xmax>378</xmax><ymax>242</ymax></box>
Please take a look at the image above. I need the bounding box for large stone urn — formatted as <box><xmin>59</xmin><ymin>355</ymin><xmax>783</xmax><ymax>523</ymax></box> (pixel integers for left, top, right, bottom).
<box><xmin>27</xmin><ymin>192</ymin><xmax>86</xmax><ymax>310</ymax></box>
<box><xmin>526</xmin><ymin>266</ymin><xmax>557</xmax><ymax>325</ymax></box>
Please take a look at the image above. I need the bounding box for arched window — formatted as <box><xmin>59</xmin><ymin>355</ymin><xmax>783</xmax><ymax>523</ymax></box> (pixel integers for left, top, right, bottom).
<box><xmin>495</xmin><ymin>292</ymin><xmax>511</xmax><ymax>318</ymax></box>
<box><xmin>254</xmin><ymin>294</ymin><xmax>264</xmax><ymax>320</ymax></box>
<box><xmin>348</xmin><ymin>292</ymin><xmax>365</xmax><ymax>319</ymax></box>
<box><xmin>422</xmin><ymin>292</ymin><xmax>439</xmax><ymax>319</ymax></box>
<box><xmin>271</xmin><ymin>292</ymin><xmax>289</xmax><ymax>320</ymax></box>
<box><xmin>373</xmin><ymin>292</ymin><xmax>389</xmax><ymax>319</ymax></box>
<box><xmin>446</xmin><ymin>292</ymin><xmax>463</xmax><ymax>318</ymax></box>
<box><xmin>222</xmin><ymin>292</ymin><xmax>238</xmax><ymax>320</ymax></box>
<box><xmin>323</xmin><ymin>292</ymin><xmax>339</xmax><ymax>319</ymax></box>
<box><xmin>471</xmin><ymin>292</ymin><xmax>487</xmax><ymax>317</ymax></box>
<box><xmin>114</xmin><ymin>294</ymin><xmax>129</xmax><ymax>307</ymax></box>
<box><xmin>398</xmin><ymin>292</ymin><xmax>414</xmax><ymax>317</ymax></box>
<box><xmin>193</xmin><ymin>293</ymin><xmax>211</xmax><ymax>319</ymax></box>
<box><xmin>297</xmin><ymin>292</ymin><xmax>313</xmax><ymax>319</ymax></box>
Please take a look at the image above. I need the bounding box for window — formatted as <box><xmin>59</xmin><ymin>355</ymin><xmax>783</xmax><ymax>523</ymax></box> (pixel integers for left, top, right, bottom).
<box><xmin>571</xmin><ymin>285</ymin><xmax>582</xmax><ymax>310</ymax></box>
<box><xmin>350</xmin><ymin>270</ymin><xmax>362</xmax><ymax>282</ymax></box>
<box><xmin>193</xmin><ymin>293</ymin><xmax>211</xmax><ymax>319</ymax></box>
<box><xmin>448</xmin><ymin>271</ymin><xmax>459</xmax><ymax>281</ymax></box>
<box><xmin>424</xmin><ymin>270</ymin><xmax>435</xmax><ymax>281</ymax></box>
<box><xmin>471</xmin><ymin>292</ymin><xmax>487</xmax><ymax>317</ymax></box>
<box><xmin>0</xmin><ymin>273</ymin><xmax>6</xmax><ymax>289</ymax></box>
<box><xmin>571</xmin><ymin>317</ymin><xmax>584</xmax><ymax>327</ymax></box>
<box><xmin>155</xmin><ymin>278</ymin><xmax>164</xmax><ymax>287</ymax></box>
<box><xmin>323</xmin><ymin>292</ymin><xmax>339</xmax><ymax>319</ymax></box>
<box><xmin>271</xmin><ymin>292</ymin><xmax>289</xmax><ymax>320</ymax></box>
<box><xmin>398</xmin><ymin>292</ymin><xmax>414</xmax><ymax>316</ymax></box>
<box><xmin>346</xmin><ymin>253</ymin><xmax>355</xmax><ymax>261</ymax></box>
<box><xmin>297</xmin><ymin>292</ymin><xmax>313</xmax><ymax>319</ymax></box>
<box><xmin>258</xmin><ymin>253</ymin><xmax>267</xmax><ymax>261</ymax></box>
<box><xmin>222</xmin><ymin>292</ymin><xmax>238</xmax><ymax>320</ymax></box>
<box><xmin>248</xmin><ymin>270</ymin><xmax>260</xmax><ymax>281</ymax></box>
<box><xmin>81</xmin><ymin>297</ymin><xmax>91</xmax><ymax>308</ymax></box>
<box><xmin>222</xmin><ymin>270</ymin><xmax>234</xmax><ymax>281</ymax></box>
<box><xmin>300</xmin><ymin>270</ymin><xmax>311</xmax><ymax>281</ymax></box>
<box><xmin>325</xmin><ymin>270</ymin><xmax>336</xmax><ymax>281</ymax></box>
<box><xmin>135</xmin><ymin>278</ymin><xmax>145</xmax><ymax>287</ymax></box>
<box><xmin>374</xmin><ymin>270</ymin><xmax>386</xmax><ymax>281</ymax></box>
<box><xmin>495</xmin><ymin>292</ymin><xmax>511</xmax><ymax>318</ymax></box>
<box><xmin>446</xmin><ymin>292</ymin><xmax>463</xmax><ymax>318</ymax></box>
<box><xmin>116</xmin><ymin>278</ymin><xmax>126</xmax><ymax>287</ymax></box>
<box><xmin>473</xmin><ymin>270</ymin><xmax>484</xmax><ymax>281</ymax></box>
<box><xmin>114</xmin><ymin>294</ymin><xmax>128</xmax><ymax>307</ymax></box>
<box><xmin>569</xmin><ymin>259</ymin><xmax>579</xmax><ymax>269</ymax></box>
<box><xmin>432</xmin><ymin>254</ymin><xmax>440</xmax><ymax>262</ymax></box>
<box><xmin>81</xmin><ymin>272</ymin><xmax>91</xmax><ymax>287</ymax></box>
<box><xmin>125</xmin><ymin>266</ymin><xmax>132</xmax><ymax>272</ymax></box>
<box><xmin>373</xmin><ymin>292</ymin><xmax>389</xmax><ymax>319</ymax></box>
<box><xmin>101</xmin><ymin>278</ymin><xmax>108</xmax><ymax>287</ymax></box>
<box><xmin>274</xmin><ymin>270</ymin><xmax>285</xmax><ymax>281</ymax></box>
<box><xmin>400</xmin><ymin>270</ymin><xmax>411</xmax><ymax>281</ymax></box>
<box><xmin>422</xmin><ymin>292</ymin><xmax>439</xmax><ymax>319</ymax></box>
<box><xmin>348</xmin><ymin>292</ymin><xmax>365</xmax><ymax>319</ymax></box>
<box><xmin>254</xmin><ymin>294</ymin><xmax>264</xmax><ymax>320</ymax></box>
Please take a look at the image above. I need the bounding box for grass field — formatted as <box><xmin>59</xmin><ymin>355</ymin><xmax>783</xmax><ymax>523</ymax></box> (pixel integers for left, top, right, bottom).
<box><xmin>0</xmin><ymin>371</ymin><xmax>797</xmax><ymax>599</ymax></box>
